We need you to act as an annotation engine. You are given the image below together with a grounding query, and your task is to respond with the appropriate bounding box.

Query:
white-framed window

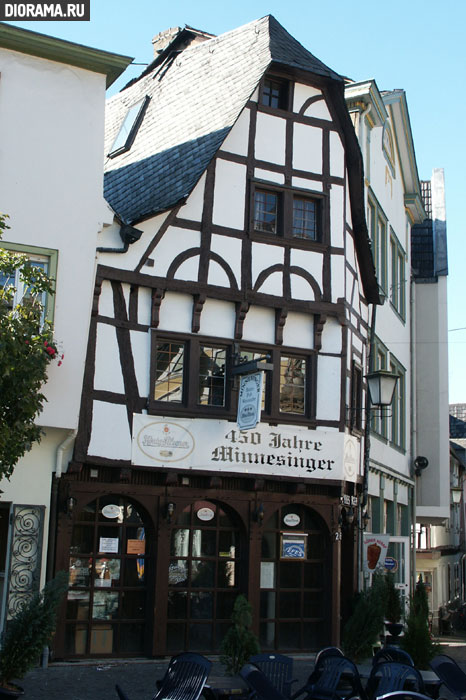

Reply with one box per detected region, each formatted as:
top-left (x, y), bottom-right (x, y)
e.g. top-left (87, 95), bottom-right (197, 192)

top-left (390, 230), bottom-right (406, 320)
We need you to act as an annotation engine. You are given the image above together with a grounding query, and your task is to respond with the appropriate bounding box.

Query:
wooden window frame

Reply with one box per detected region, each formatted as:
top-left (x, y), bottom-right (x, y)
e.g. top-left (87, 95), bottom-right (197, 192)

top-left (389, 355), bottom-right (406, 452)
top-left (250, 181), bottom-right (326, 248)
top-left (367, 191), bottom-right (388, 296)
top-left (390, 230), bottom-right (406, 321)
top-left (149, 333), bottom-right (316, 425)
top-left (260, 75), bottom-right (291, 111)
top-left (349, 362), bottom-right (363, 433)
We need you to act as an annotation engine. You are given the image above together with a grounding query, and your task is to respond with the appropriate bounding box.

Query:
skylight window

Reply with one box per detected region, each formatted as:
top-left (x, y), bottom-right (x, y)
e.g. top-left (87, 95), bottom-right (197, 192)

top-left (108, 95), bottom-right (150, 157)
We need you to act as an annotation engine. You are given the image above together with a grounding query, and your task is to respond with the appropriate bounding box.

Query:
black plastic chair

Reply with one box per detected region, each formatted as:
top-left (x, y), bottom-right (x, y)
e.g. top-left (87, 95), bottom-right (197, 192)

top-left (291, 654), bottom-right (365, 700)
top-left (430, 654), bottom-right (466, 700)
top-left (372, 648), bottom-right (415, 667)
top-left (115, 652), bottom-right (212, 700)
top-left (366, 662), bottom-right (425, 700)
top-left (290, 647), bottom-right (344, 700)
top-left (240, 664), bottom-right (288, 700)
top-left (249, 653), bottom-right (297, 698)
top-left (377, 693), bottom-right (435, 700)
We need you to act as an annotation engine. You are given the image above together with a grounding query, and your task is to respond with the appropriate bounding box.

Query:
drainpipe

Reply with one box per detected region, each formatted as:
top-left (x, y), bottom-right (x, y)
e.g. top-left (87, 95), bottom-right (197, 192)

top-left (410, 275), bottom-right (417, 595)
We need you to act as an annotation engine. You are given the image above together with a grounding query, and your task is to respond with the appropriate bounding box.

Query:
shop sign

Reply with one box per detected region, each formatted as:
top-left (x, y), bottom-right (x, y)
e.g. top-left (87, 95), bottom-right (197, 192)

top-left (363, 534), bottom-right (390, 574)
top-left (384, 556), bottom-right (398, 572)
top-left (197, 507), bottom-right (215, 522)
top-left (102, 504), bottom-right (120, 519)
top-left (127, 539), bottom-right (146, 555)
top-left (281, 533), bottom-right (307, 559)
top-left (132, 415), bottom-right (361, 483)
top-left (237, 372), bottom-right (263, 430)
top-left (283, 513), bottom-right (300, 527)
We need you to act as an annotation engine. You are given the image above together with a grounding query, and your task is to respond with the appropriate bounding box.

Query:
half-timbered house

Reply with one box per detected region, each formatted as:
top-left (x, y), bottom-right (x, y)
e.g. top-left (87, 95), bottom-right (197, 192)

top-left (53, 16), bottom-right (381, 658)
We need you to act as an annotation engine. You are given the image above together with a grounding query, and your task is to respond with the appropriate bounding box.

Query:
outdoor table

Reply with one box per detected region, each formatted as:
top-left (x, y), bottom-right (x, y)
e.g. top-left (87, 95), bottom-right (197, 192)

top-left (203, 676), bottom-right (249, 700)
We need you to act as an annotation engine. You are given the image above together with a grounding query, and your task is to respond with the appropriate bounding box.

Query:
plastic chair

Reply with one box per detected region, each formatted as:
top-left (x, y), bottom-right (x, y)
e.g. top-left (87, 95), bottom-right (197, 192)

top-left (430, 654), bottom-right (466, 700)
top-left (249, 653), bottom-right (297, 698)
top-left (366, 662), bottom-right (425, 700)
top-left (290, 647), bottom-right (344, 700)
top-left (377, 693), bottom-right (434, 700)
top-left (115, 652), bottom-right (212, 700)
top-left (372, 648), bottom-right (415, 667)
top-left (240, 664), bottom-right (288, 700)
top-left (291, 654), bottom-right (366, 700)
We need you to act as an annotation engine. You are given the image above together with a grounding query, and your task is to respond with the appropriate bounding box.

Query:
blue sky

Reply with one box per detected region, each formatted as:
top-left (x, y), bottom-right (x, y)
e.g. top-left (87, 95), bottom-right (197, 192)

top-left (7, 0), bottom-right (466, 402)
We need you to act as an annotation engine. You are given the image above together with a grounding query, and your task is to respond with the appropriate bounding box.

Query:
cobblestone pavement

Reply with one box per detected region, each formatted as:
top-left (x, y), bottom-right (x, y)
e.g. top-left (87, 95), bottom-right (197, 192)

top-left (16, 635), bottom-right (466, 700)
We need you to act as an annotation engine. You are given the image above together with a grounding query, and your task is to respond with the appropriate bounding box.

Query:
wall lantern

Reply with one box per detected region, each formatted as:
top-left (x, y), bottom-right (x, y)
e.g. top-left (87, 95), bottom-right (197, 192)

top-left (165, 502), bottom-right (176, 524)
top-left (451, 487), bottom-right (462, 505)
top-left (366, 370), bottom-right (399, 408)
top-left (253, 502), bottom-right (265, 525)
top-left (66, 496), bottom-right (77, 517)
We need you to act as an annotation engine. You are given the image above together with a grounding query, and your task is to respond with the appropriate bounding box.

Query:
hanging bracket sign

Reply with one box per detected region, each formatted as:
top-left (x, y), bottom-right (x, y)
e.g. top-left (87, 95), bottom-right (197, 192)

top-left (237, 371), bottom-right (263, 430)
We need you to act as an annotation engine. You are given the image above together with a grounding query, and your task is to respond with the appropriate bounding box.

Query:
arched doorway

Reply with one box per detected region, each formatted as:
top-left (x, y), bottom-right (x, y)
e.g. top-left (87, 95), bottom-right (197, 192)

top-left (65, 495), bottom-right (152, 656)
top-left (166, 500), bottom-right (244, 653)
top-left (259, 503), bottom-right (331, 650)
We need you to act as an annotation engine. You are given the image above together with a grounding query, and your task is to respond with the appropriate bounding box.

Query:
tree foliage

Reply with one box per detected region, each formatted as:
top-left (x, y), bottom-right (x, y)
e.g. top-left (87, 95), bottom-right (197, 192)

top-left (0, 571), bottom-right (68, 688)
top-left (401, 576), bottom-right (439, 669)
top-left (342, 573), bottom-right (387, 662)
top-left (0, 213), bottom-right (60, 480)
top-left (219, 594), bottom-right (260, 675)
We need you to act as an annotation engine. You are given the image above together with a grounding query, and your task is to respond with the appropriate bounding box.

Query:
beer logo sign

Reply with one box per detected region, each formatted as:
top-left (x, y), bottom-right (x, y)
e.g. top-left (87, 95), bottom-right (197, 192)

top-left (137, 422), bottom-right (195, 463)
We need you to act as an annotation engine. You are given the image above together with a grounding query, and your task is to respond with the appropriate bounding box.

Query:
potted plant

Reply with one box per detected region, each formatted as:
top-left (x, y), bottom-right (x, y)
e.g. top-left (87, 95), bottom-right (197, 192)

top-left (0, 572), bottom-right (68, 697)
top-left (401, 576), bottom-right (439, 669)
top-left (385, 573), bottom-right (403, 638)
top-left (220, 594), bottom-right (260, 675)
top-left (342, 573), bottom-right (387, 662)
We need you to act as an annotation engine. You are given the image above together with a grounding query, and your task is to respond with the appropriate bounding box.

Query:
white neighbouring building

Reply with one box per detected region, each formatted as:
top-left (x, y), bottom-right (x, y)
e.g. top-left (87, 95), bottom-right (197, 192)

top-left (0, 23), bottom-right (131, 631)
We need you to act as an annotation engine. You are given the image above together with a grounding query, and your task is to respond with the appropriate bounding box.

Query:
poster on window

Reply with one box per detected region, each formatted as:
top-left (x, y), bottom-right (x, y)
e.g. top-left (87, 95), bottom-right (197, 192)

top-left (363, 534), bottom-right (390, 574)
top-left (281, 533), bottom-right (307, 559)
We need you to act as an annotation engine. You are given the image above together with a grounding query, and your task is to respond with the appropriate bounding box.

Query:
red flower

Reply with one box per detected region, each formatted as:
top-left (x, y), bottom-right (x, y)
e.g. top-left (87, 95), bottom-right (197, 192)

top-left (46, 347), bottom-right (56, 356)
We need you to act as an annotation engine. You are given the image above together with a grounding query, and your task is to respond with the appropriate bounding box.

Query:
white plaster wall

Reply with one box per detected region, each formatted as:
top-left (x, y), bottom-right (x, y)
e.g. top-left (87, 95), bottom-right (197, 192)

top-left (88, 401), bottom-right (132, 460)
top-left (330, 131), bottom-right (345, 179)
top-left (207, 261), bottom-right (231, 287)
top-left (257, 271), bottom-right (283, 296)
top-left (255, 169), bottom-right (285, 185)
top-left (98, 280), bottom-right (116, 318)
top-left (150, 226), bottom-right (201, 278)
top-left (176, 256), bottom-right (200, 281)
top-left (220, 108), bottom-right (250, 156)
top-left (97, 212), bottom-right (170, 270)
top-left (252, 243), bottom-right (284, 287)
top-left (255, 112), bottom-right (286, 165)
top-left (131, 330), bottom-right (150, 398)
top-left (331, 256), bottom-right (345, 302)
top-left (158, 292), bottom-right (193, 333)
top-left (330, 186), bottom-right (345, 248)
top-left (242, 306), bottom-right (275, 344)
top-left (199, 299), bottom-right (236, 339)
top-left (212, 160), bottom-right (246, 230)
top-left (94, 323), bottom-right (124, 393)
top-left (210, 234), bottom-right (241, 286)
top-left (138, 286), bottom-right (152, 326)
top-left (178, 173), bottom-right (206, 222)
top-left (320, 317), bottom-right (342, 354)
top-left (0, 48), bottom-right (109, 430)
top-left (293, 123), bottom-right (322, 174)
top-left (293, 83), bottom-right (322, 112)
top-left (290, 249), bottom-right (323, 289)
top-left (290, 274), bottom-right (317, 301)
top-left (292, 178), bottom-right (323, 192)
top-left (282, 312), bottom-right (314, 349)
top-left (397, 483), bottom-right (408, 506)
top-left (316, 356), bottom-right (341, 421)
top-left (304, 100), bottom-right (332, 121)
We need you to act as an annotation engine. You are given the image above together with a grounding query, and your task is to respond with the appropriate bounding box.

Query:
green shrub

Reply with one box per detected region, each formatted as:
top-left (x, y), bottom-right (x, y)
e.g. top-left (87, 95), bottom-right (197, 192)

top-left (342, 573), bottom-right (387, 662)
top-left (385, 573), bottom-right (402, 623)
top-left (401, 576), bottom-right (439, 669)
top-left (220, 594), bottom-right (260, 675)
top-left (0, 572), bottom-right (68, 688)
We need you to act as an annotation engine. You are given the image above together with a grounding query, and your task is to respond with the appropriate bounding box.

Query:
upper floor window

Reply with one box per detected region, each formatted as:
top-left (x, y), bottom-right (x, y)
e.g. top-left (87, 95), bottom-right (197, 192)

top-left (349, 362), bottom-right (363, 432)
top-left (367, 193), bottom-right (388, 295)
top-left (252, 183), bottom-right (324, 244)
top-left (0, 243), bottom-right (57, 322)
top-left (390, 232), bottom-right (406, 320)
top-left (108, 95), bottom-right (150, 158)
top-left (390, 356), bottom-right (405, 451)
top-left (150, 333), bottom-right (315, 423)
top-left (261, 77), bottom-right (289, 110)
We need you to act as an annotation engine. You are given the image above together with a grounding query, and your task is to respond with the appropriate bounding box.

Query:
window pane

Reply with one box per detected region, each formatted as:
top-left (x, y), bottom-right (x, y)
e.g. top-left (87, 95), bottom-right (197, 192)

top-left (280, 356), bottom-right (306, 414)
top-left (199, 346), bottom-right (226, 406)
top-left (254, 191), bottom-right (278, 233)
top-left (262, 78), bottom-right (287, 109)
top-left (293, 198), bottom-right (317, 240)
top-left (154, 342), bottom-right (184, 402)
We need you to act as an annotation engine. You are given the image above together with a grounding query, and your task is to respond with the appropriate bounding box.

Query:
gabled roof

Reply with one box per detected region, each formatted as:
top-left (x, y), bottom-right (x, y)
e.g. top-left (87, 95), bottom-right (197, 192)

top-left (104, 16), bottom-right (343, 226)
top-left (103, 15), bottom-right (379, 303)
top-left (0, 22), bottom-right (132, 87)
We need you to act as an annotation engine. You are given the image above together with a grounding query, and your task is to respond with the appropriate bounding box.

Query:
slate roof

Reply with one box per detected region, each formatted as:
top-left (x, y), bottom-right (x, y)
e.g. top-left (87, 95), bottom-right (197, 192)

top-left (103, 15), bottom-right (343, 226)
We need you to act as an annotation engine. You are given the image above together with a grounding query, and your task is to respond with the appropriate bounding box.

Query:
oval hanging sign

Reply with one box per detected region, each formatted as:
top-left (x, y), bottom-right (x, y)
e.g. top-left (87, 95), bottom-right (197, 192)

top-left (197, 507), bottom-right (215, 522)
top-left (283, 513), bottom-right (300, 527)
top-left (102, 504), bottom-right (120, 519)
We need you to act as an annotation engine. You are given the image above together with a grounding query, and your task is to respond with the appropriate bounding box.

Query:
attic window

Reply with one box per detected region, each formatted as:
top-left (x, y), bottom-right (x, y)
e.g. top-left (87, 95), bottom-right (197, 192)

top-left (261, 77), bottom-right (289, 110)
top-left (108, 95), bottom-right (150, 158)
